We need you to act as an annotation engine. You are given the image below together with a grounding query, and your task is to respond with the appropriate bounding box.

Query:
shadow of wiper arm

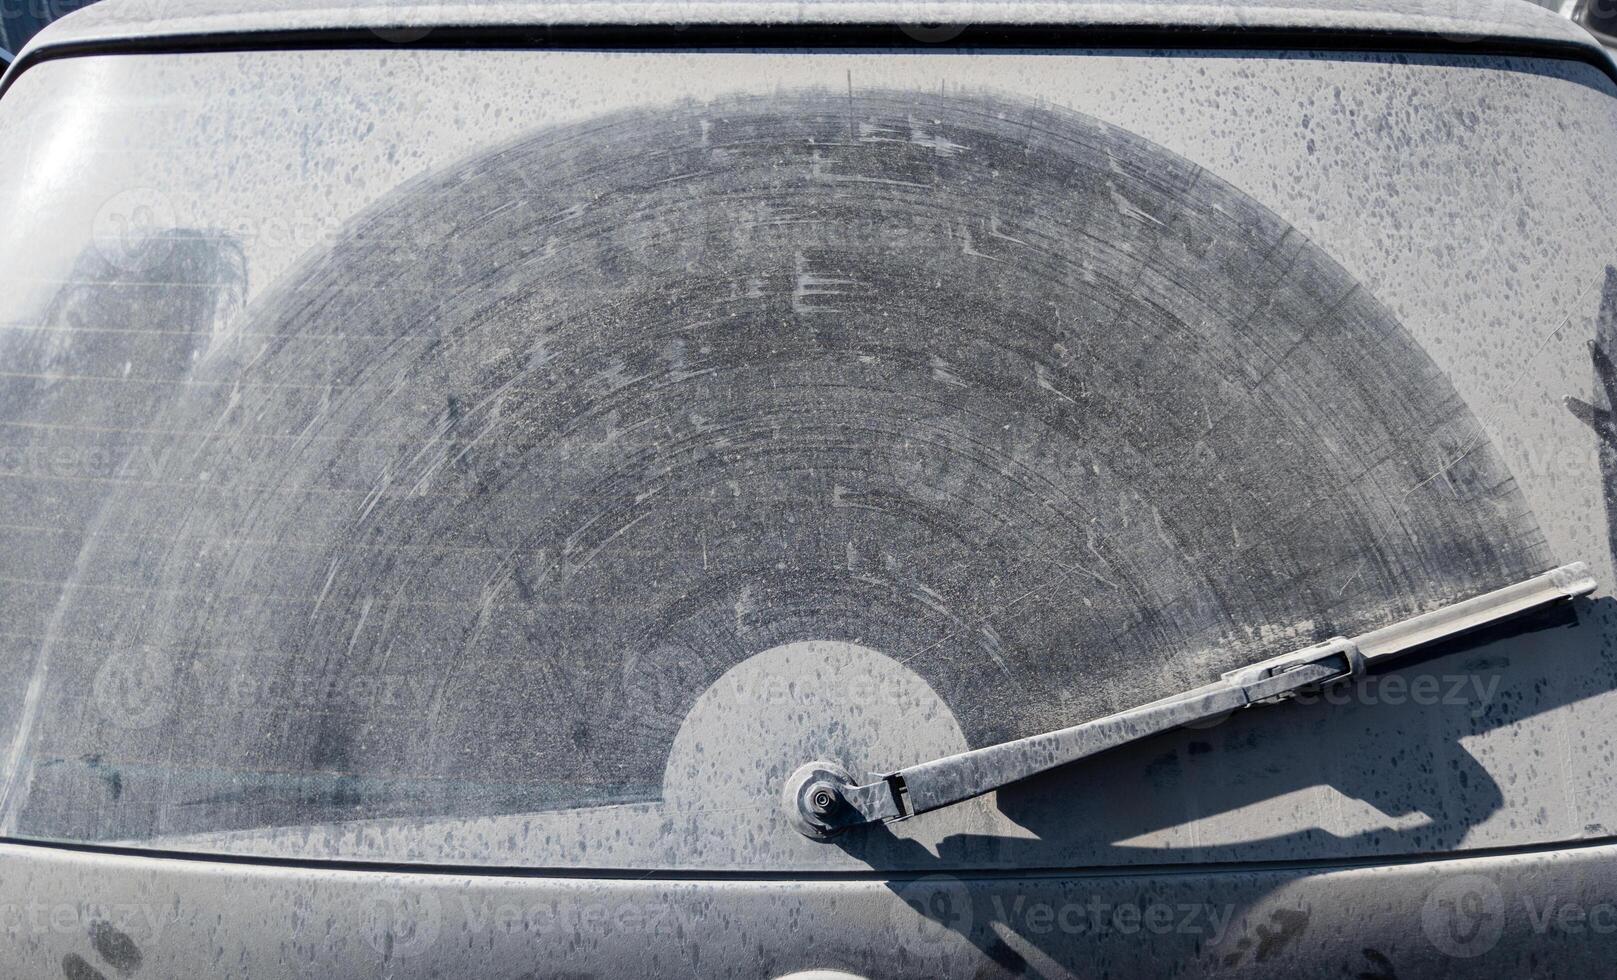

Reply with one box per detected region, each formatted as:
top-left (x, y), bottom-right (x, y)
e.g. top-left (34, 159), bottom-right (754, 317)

top-left (784, 562), bottom-right (1597, 839)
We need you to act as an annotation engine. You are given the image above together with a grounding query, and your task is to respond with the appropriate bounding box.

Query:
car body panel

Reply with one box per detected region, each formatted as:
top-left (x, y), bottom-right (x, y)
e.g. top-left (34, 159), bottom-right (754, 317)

top-left (4, 0), bottom-right (1611, 93)
top-left (3, 837), bottom-right (1617, 978)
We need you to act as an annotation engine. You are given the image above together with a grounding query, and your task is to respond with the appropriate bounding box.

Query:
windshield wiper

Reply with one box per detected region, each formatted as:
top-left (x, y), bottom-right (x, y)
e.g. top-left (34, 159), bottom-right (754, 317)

top-left (783, 562), bottom-right (1597, 839)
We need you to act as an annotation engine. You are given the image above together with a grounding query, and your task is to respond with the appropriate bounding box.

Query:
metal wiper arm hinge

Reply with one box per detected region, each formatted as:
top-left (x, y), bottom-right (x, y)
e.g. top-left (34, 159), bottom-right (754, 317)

top-left (784, 562), bottom-right (1597, 839)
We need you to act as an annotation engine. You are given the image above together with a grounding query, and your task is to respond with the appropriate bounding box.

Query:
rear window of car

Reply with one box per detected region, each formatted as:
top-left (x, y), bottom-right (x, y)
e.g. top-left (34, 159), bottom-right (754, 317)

top-left (1, 46), bottom-right (1616, 872)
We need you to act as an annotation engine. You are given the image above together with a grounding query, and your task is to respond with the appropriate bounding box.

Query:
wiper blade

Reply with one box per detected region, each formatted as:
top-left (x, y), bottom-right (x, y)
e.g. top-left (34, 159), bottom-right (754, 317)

top-left (783, 562), bottom-right (1597, 839)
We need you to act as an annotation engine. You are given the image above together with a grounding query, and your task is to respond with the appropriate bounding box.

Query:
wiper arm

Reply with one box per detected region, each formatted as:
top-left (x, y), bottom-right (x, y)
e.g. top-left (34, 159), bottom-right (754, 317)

top-left (783, 562), bottom-right (1597, 839)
